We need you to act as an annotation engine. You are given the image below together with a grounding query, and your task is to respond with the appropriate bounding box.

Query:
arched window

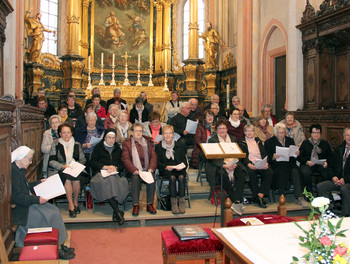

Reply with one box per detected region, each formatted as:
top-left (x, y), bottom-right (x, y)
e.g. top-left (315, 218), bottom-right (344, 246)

top-left (183, 0), bottom-right (205, 60)
top-left (40, 0), bottom-right (58, 55)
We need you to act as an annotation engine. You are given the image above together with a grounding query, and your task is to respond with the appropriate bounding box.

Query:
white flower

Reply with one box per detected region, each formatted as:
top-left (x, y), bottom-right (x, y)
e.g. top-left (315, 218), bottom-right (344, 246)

top-left (312, 197), bottom-right (330, 208)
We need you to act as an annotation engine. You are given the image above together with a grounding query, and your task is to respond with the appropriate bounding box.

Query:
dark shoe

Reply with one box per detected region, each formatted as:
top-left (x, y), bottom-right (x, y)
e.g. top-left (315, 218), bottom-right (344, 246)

top-left (132, 205), bottom-right (139, 216)
top-left (147, 204), bottom-right (157, 214)
top-left (74, 205), bottom-right (81, 214)
top-left (113, 210), bottom-right (125, 225)
top-left (69, 210), bottom-right (76, 218)
top-left (257, 197), bottom-right (267, 208)
top-left (59, 249), bottom-right (75, 260)
top-left (61, 244), bottom-right (75, 254)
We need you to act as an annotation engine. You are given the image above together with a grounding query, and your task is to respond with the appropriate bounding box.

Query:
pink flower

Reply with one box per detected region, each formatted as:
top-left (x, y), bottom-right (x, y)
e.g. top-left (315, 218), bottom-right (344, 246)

top-left (319, 236), bottom-right (332, 246)
top-left (334, 245), bottom-right (348, 256)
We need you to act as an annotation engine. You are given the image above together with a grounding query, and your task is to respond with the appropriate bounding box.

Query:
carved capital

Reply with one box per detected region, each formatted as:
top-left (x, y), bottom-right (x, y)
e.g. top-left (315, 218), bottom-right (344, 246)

top-left (188, 22), bottom-right (199, 30)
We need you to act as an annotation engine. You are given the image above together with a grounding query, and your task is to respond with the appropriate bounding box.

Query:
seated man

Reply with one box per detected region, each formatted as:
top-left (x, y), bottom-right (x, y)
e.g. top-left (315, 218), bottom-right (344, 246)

top-left (85, 87), bottom-right (107, 111)
top-left (168, 101), bottom-right (194, 147)
top-left (165, 91), bottom-right (182, 122)
top-left (187, 98), bottom-right (204, 122)
top-left (228, 96), bottom-right (249, 119)
top-left (317, 127), bottom-right (350, 216)
top-left (261, 104), bottom-right (277, 127)
top-left (298, 124), bottom-right (333, 193)
top-left (107, 88), bottom-right (127, 110)
top-left (30, 87), bottom-right (50, 106)
top-left (140, 91), bottom-right (153, 114)
top-left (210, 103), bottom-right (225, 123)
top-left (205, 94), bottom-right (226, 117)
top-left (37, 96), bottom-right (56, 128)
top-left (237, 104), bottom-right (251, 125)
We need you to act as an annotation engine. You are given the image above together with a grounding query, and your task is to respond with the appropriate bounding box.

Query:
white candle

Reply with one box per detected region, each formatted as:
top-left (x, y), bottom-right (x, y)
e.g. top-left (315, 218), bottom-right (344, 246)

top-left (164, 57), bottom-right (167, 72)
top-left (138, 54), bottom-right (140, 68)
top-left (88, 56), bottom-right (90, 70)
top-left (226, 83), bottom-right (230, 109)
top-left (112, 54), bottom-right (115, 67)
top-left (101, 53), bottom-right (104, 66)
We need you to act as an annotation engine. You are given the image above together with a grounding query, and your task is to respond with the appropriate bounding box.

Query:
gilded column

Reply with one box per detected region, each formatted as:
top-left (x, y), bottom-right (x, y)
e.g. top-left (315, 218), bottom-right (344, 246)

top-left (60, 0), bottom-right (85, 104)
top-left (162, 0), bottom-right (173, 72)
top-left (79, 0), bottom-right (90, 60)
top-left (154, 1), bottom-right (164, 73)
top-left (188, 0), bottom-right (199, 59)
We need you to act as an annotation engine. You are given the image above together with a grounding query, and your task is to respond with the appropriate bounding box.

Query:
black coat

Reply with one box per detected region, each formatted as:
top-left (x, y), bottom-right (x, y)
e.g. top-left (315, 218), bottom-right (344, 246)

top-left (90, 140), bottom-right (124, 176)
top-left (155, 141), bottom-right (188, 178)
top-left (67, 104), bottom-right (84, 119)
top-left (168, 113), bottom-right (188, 136)
top-left (298, 139), bottom-right (333, 165)
top-left (331, 141), bottom-right (350, 183)
top-left (238, 137), bottom-right (268, 167)
top-left (106, 97), bottom-right (127, 110)
top-left (129, 107), bottom-right (149, 124)
top-left (264, 136), bottom-right (297, 167)
top-left (11, 163), bottom-right (41, 226)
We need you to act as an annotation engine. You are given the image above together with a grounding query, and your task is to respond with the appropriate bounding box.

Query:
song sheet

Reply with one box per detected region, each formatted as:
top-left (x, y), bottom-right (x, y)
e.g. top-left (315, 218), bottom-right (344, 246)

top-left (225, 158), bottom-right (239, 167)
top-left (173, 162), bottom-right (186, 170)
top-left (63, 161), bottom-right (86, 178)
top-left (33, 174), bottom-right (66, 200)
top-left (155, 134), bottom-right (163, 142)
top-left (173, 133), bottom-right (181, 141)
top-left (240, 217), bottom-right (264, 226)
top-left (219, 143), bottom-right (241, 154)
top-left (90, 136), bottom-right (102, 146)
top-left (276, 147), bottom-right (290, 162)
top-left (100, 169), bottom-right (118, 178)
top-left (289, 145), bottom-right (299, 157)
top-left (139, 171), bottom-right (154, 184)
top-left (185, 120), bottom-right (199, 134)
top-left (311, 157), bottom-right (327, 166)
top-left (201, 143), bottom-right (224, 155)
top-left (254, 156), bottom-right (268, 169)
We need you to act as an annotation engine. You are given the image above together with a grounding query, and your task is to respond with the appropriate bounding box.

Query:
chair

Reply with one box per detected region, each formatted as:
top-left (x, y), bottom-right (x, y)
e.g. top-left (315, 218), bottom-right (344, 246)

top-left (0, 231), bottom-right (59, 264)
top-left (196, 159), bottom-right (207, 186)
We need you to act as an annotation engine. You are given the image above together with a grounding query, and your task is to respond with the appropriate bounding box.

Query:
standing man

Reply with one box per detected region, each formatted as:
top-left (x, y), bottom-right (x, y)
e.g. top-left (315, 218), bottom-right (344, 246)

top-left (165, 91), bottom-right (182, 122)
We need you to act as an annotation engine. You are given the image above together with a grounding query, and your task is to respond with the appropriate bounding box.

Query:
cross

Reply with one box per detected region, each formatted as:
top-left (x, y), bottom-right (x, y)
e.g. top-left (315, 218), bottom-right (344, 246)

top-left (122, 52), bottom-right (130, 65)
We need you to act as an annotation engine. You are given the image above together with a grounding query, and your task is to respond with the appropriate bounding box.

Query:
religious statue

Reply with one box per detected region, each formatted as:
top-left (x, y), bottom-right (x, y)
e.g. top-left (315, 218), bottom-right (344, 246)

top-left (104, 11), bottom-right (125, 47)
top-left (200, 22), bottom-right (220, 69)
top-left (24, 12), bottom-right (56, 63)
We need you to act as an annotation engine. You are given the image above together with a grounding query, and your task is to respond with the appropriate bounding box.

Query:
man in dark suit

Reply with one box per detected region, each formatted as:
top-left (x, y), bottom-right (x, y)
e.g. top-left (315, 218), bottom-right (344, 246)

top-left (204, 94), bottom-right (226, 117)
top-left (106, 88), bottom-right (127, 110)
top-left (317, 127), bottom-right (350, 216)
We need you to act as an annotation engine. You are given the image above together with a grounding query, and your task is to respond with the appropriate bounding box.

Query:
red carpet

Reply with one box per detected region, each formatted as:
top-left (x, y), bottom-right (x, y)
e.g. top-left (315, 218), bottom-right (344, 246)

top-left (69, 223), bottom-right (221, 264)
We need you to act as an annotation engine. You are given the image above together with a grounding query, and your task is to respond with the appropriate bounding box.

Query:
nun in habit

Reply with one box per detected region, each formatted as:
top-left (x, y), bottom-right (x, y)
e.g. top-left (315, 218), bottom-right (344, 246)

top-left (11, 146), bottom-right (75, 259)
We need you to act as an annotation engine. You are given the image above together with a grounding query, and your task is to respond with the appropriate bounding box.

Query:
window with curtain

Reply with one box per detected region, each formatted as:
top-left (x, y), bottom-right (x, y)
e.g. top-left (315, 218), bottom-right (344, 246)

top-left (40, 0), bottom-right (58, 55)
top-left (183, 0), bottom-right (205, 60)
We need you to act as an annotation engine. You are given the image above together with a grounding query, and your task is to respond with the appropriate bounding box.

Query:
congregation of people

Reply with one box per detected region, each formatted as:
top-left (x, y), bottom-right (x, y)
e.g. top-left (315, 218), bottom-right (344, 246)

top-left (12, 87), bottom-right (350, 259)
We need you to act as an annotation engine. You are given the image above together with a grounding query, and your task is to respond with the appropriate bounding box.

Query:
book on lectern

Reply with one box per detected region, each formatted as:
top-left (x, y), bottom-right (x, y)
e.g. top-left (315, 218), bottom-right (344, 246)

top-left (172, 225), bottom-right (209, 241)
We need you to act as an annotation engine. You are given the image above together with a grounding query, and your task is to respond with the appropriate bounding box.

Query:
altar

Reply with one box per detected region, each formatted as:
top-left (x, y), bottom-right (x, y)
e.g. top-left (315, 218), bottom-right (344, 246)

top-left (212, 217), bottom-right (350, 264)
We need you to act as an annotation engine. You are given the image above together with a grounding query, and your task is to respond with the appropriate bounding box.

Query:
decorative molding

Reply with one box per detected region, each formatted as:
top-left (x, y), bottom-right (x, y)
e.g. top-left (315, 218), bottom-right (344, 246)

top-left (0, 110), bottom-right (12, 123)
top-left (301, 0), bottom-right (315, 23)
top-left (40, 53), bottom-right (62, 70)
top-left (222, 52), bottom-right (236, 70)
top-left (0, 174), bottom-right (5, 203)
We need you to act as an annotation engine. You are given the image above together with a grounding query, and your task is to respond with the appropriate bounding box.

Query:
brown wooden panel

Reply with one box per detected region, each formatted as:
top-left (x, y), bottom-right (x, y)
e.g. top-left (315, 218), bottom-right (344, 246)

top-left (305, 57), bottom-right (316, 104)
top-left (319, 51), bottom-right (333, 108)
top-left (335, 52), bottom-right (349, 105)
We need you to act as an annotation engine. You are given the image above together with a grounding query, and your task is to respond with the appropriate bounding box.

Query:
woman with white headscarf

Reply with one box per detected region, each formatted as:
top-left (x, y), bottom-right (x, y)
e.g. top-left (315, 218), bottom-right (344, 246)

top-left (11, 146), bottom-right (75, 260)
top-left (89, 128), bottom-right (129, 225)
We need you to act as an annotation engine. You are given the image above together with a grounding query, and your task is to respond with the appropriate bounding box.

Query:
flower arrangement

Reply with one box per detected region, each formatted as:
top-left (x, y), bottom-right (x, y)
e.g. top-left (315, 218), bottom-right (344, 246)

top-left (292, 190), bottom-right (349, 264)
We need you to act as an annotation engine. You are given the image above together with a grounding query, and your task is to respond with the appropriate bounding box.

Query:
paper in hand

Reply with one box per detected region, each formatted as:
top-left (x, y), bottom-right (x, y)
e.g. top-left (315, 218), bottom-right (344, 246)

top-left (173, 133), bottom-right (181, 141)
top-left (33, 174), bottom-right (66, 200)
top-left (155, 134), bottom-right (163, 142)
top-left (254, 156), bottom-right (268, 170)
top-left (311, 157), bottom-right (326, 166)
top-left (276, 146), bottom-right (290, 162)
top-left (63, 161), bottom-right (86, 178)
top-left (289, 145), bottom-right (299, 157)
top-left (225, 158), bottom-right (239, 167)
top-left (100, 169), bottom-right (118, 178)
top-left (90, 136), bottom-right (102, 146)
top-left (185, 119), bottom-right (198, 134)
top-left (173, 162), bottom-right (186, 170)
top-left (139, 171), bottom-right (154, 184)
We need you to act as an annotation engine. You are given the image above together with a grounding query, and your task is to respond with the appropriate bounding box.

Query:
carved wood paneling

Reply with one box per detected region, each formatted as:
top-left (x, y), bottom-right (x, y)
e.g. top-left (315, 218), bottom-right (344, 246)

top-left (335, 52), bottom-right (349, 105)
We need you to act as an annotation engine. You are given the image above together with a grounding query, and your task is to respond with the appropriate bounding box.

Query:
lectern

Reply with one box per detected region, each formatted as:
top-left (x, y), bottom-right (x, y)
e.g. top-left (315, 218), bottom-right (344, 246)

top-left (200, 142), bottom-right (246, 227)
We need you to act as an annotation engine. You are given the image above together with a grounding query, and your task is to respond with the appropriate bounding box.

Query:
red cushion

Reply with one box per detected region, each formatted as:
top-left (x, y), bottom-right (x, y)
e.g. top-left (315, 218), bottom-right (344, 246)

top-left (161, 228), bottom-right (223, 254)
top-left (19, 244), bottom-right (58, 261)
top-left (226, 214), bottom-right (294, 227)
top-left (24, 228), bottom-right (59, 246)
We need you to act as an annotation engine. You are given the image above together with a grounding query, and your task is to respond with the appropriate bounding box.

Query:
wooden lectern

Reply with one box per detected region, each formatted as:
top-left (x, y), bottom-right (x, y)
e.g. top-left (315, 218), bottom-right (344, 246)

top-left (200, 142), bottom-right (246, 227)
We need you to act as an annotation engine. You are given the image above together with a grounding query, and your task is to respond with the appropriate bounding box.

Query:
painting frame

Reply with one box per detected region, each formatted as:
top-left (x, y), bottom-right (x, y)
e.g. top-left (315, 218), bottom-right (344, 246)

top-left (90, 0), bottom-right (154, 74)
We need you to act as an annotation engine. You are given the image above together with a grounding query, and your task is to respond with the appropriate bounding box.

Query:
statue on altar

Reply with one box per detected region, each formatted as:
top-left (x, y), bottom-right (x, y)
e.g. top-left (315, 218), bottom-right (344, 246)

top-left (200, 22), bottom-right (220, 69)
top-left (24, 12), bottom-right (56, 63)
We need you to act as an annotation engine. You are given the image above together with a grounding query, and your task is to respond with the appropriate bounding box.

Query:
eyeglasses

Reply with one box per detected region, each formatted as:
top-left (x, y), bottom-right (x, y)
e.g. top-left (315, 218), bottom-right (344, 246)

top-left (151, 120), bottom-right (160, 124)
top-left (134, 130), bottom-right (143, 133)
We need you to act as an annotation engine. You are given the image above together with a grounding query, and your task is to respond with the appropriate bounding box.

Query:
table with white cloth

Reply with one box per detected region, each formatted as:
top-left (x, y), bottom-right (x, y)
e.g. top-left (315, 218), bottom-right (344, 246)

top-left (212, 217), bottom-right (350, 264)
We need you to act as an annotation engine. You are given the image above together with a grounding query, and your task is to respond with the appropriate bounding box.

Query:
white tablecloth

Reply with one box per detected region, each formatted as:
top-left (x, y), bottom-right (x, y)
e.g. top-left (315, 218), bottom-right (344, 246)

top-left (217, 217), bottom-right (350, 264)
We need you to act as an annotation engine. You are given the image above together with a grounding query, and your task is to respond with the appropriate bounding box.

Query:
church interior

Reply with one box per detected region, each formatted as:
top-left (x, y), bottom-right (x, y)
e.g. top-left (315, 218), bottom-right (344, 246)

top-left (1, 0), bottom-right (350, 263)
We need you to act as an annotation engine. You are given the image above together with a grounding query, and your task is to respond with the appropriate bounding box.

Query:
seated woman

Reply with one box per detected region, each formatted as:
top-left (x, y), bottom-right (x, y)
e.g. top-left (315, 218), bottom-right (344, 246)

top-left (129, 96), bottom-right (149, 124)
top-left (254, 114), bottom-right (273, 143)
top-left (278, 112), bottom-right (305, 147)
top-left (90, 129), bottom-right (129, 225)
top-left (49, 123), bottom-right (87, 218)
top-left (75, 112), bottom-right (105, 163)
top-left (57, 104), bottom-right (74, 126)
top-left (121, 123), bottom-right (157, 216)
top-left (11, 146), bottom-right (75, 259)
top-left (142, 111), bottom-right (165, 143)
top-left (205, 119), bottom-right (246, 215)
top-left (92, 94), bottom-right (106, 119)
top-left (104, 103), bottom-right (120, 129)
top-left (299, 124), bottom-right (333, 193)
top-left (66, 94), bottom-right (83, 121)
top-left (41, 115), bottom-right (62, 177)
top-left (155, 125), bottom-right (188, 214)
top-left (264, 123), bottom-right (308, 207)
top-left (114, 110), bottom-right (132, 144)
top-left (192, 109), bottom-right (216, 169)
top-left (238, 125), bottom-right (273, 208)
top-left (227, 108), bottom-right (245, 141)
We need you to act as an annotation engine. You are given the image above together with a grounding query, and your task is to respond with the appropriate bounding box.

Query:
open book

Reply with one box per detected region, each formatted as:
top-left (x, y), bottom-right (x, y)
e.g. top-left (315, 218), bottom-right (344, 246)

top-left (33, 174), bottom-right (66, 200)
top-left (200, 142), bottom-right (246, 159)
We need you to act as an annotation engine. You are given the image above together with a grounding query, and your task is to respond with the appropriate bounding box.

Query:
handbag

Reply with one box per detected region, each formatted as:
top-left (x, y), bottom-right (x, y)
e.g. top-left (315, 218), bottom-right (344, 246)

top-left (159, 195), bottom-right (171, 211)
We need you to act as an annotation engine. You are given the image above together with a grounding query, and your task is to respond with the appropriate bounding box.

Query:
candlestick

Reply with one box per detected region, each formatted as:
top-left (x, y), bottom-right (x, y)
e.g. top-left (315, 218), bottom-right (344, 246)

top-left (226, 83), bottom-right (230, 109)
top-left (136, 55), bottom-right (142, 87)
top-left (110, 55), bottom-right (116, 86)
top-left (122, 52), bottom-right (130, 86)
top-left (87, 56), bottom-right (92, 90)
top-left (163, 68), bottom-right (169, 91)
top-left (112, 54), bottom-right (115, 67)
top-left (148, 64), bottom-right (154, 87)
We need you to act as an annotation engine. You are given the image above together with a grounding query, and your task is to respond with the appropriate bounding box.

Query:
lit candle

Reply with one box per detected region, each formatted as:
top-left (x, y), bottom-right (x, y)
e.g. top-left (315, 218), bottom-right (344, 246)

top-left (226, 83), bottom-right (230, 109)
top-left (88, 56), bottom-right (90, 70)
top-left (112, 54), bottom-right (115, 67)
top-left (101, 53), bottom-right (104, 66)
top-left (138, 54), bottom-right (140, 68)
